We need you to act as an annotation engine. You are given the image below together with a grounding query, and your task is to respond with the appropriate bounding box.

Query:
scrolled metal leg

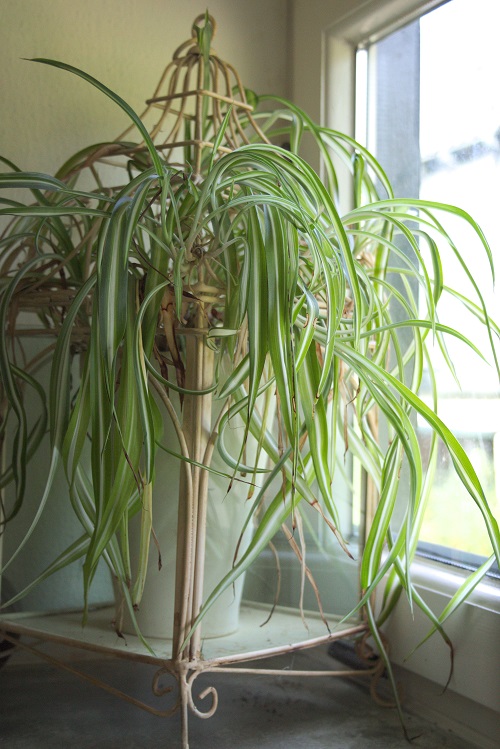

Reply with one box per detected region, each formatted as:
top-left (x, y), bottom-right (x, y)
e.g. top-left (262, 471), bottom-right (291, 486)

top-left (151, 665), bottom-right (180, 716)
top-left (186, 668), bottom-right (219, 719)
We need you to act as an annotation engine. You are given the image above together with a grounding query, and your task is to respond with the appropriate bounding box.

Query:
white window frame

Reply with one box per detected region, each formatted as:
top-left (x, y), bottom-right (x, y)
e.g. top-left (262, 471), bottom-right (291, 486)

top-left (291, 0), bottom-right (500, 739)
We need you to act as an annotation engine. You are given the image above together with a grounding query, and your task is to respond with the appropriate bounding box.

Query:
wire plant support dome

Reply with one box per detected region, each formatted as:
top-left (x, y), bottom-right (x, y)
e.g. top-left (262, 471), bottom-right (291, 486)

top-left (3, 13), bottom-right (269, 340)
top-left (132, 14), bottom-right (270, 172)
top-left (66, 14), bottom-right (271, 182)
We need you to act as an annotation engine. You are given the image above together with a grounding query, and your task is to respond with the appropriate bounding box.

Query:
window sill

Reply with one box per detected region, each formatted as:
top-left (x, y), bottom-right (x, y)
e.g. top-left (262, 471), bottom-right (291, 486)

top-left (409, 555), bottom-right (500, 615)
top-left (383, 556), bottom-right (500, 716)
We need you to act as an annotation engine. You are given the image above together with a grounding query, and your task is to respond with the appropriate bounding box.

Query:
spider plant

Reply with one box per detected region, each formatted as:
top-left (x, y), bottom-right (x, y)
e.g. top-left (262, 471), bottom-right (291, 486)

top-left (0, 16), bottom-right (499, 719)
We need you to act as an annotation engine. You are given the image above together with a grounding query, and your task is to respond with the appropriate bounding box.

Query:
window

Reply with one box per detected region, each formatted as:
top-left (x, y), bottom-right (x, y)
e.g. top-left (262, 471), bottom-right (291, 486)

top-left (315, 0), bottom-right (500, 723)
top-left (355, 0), bottom-right (500, 570)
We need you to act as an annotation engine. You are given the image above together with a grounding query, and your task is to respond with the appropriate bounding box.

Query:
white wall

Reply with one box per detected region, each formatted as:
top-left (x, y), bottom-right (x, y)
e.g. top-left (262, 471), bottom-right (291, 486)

top-left (1, 0), bottom-right (290, 174)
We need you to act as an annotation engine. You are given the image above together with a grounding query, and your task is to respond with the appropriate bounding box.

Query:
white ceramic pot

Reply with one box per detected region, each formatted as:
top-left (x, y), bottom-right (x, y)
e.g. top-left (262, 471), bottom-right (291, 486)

top-left (118, 404), bottom-right (254, 640)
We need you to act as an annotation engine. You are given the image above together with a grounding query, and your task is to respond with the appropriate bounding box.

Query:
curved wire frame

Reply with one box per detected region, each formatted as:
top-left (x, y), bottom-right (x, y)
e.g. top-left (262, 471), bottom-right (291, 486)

top-left (115, 13), bottom-right (270, 174)
top-left (4, 14), bottom-right (272, 329)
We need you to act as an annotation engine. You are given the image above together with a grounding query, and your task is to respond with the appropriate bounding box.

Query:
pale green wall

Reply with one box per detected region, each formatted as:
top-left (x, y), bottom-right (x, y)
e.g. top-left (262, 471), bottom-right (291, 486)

top-left (1, 0), bottom-right (290, 174)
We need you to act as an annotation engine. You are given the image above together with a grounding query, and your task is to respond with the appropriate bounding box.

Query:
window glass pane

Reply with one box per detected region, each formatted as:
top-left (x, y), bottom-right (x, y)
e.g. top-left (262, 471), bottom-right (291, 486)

top-left (360, 0), bottom-right (500, 564)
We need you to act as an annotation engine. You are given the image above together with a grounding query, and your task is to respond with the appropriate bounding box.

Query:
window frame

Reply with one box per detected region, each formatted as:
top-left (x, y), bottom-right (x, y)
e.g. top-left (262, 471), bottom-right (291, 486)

top-left (321, 0), bottom-right (500, 572)
top-left (291, 0), bottom-right (500, 729)
top-left (355, 6), bottom-right (500, 574)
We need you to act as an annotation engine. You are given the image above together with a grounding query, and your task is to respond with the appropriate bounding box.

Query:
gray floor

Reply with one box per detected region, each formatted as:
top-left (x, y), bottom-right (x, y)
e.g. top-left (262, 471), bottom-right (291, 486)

top-left (0, 644), bottom-right (478, 749)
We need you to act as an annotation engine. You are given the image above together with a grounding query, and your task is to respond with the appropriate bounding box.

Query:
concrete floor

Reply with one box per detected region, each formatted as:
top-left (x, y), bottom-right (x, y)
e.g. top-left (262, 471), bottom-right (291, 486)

top-left (0, 644), bottom-right (479, 749)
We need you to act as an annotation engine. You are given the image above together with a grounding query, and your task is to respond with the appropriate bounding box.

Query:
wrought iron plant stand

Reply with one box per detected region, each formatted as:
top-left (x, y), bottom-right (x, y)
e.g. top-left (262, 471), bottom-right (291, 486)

top-left (0, 16), bottom-right (385, 748)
